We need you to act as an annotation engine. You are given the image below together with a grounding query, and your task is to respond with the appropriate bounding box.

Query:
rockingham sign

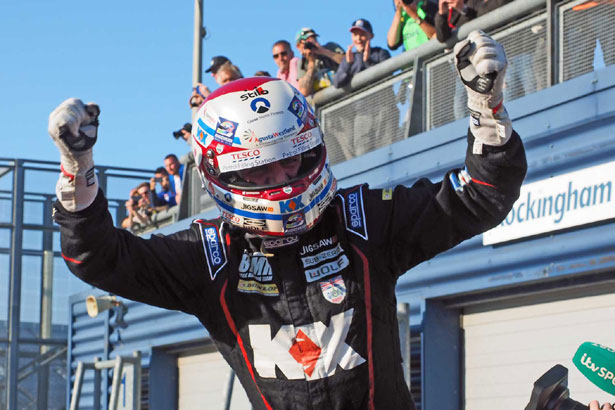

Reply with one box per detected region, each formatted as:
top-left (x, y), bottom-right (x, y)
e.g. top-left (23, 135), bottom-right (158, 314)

top-left (483, 162), bottom-right (615, 245)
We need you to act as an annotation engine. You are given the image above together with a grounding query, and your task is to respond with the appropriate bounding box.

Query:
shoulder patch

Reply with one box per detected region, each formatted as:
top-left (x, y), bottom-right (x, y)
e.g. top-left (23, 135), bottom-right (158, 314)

top-left (195, 221), bottom-right (227, 280)
top-left (382, 188), bottom-right (393, 200)
top-left (337, 185), bottom-right (368, 240)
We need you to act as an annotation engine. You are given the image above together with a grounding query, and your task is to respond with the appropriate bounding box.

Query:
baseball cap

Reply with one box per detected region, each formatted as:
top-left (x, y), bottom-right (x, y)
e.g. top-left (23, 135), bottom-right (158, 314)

top-left (205, 56), bottom-right (229, 74)
top-left (349, 19), bottom-right (373, 36)
top-left (296, 27), bottom-right (319, 42)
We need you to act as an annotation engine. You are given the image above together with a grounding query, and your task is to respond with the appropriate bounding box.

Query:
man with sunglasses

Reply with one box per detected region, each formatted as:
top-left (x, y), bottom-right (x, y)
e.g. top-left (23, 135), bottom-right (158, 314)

top-left (272, 40), bottom-right (300, 89)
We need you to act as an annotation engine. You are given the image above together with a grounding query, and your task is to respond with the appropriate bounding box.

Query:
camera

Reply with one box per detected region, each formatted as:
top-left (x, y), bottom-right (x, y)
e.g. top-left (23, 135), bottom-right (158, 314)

top-left (154, 177), bottom-right (163, 183)
top-left (304, 42), bottom-right (317, 50)
top-left (131, 195), bottom-right (141, 204)
top-left (402, 0), bottom-right (415, 4)
top-left (172, 123), bottom-right (192, 140)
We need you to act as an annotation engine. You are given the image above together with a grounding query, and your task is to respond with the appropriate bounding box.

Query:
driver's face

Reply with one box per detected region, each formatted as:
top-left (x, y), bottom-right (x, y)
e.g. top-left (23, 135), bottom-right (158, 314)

top-left (237, 155), bottom-right (302, 186)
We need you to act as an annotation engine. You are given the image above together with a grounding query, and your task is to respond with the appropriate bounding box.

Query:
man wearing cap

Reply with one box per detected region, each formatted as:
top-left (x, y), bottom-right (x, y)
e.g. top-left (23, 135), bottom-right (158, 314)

top-left (333, 19), bottom-right (396, 159)
top-left (334, 19), bottom-right (391, 88)
top-left (295, 27), bottom-right (344, 97)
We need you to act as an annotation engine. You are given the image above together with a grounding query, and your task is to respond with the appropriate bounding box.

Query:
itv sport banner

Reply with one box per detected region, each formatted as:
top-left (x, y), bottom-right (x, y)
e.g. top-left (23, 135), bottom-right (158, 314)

top-left (483, 162), bottom-right (615, 245)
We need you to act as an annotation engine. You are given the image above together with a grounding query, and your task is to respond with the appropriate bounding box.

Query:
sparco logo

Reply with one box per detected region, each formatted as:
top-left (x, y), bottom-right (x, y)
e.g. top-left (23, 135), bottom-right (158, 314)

top-left (240, 86), bottom-right (269, 101)
top-left (205, 227), bottom-right (222, 265)
top-left (348, 193), bottom-right (362, 228)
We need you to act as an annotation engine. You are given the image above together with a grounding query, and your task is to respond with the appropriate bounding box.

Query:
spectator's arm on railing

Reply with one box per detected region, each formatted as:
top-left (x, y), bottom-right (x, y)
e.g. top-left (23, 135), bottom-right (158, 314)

top-left (334, 51), bottom-right (355, 88)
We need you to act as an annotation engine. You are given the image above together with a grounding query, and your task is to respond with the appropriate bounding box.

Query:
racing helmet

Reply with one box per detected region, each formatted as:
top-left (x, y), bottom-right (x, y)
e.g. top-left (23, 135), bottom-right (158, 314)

top-left (191, 77), bottom-right (337, 236)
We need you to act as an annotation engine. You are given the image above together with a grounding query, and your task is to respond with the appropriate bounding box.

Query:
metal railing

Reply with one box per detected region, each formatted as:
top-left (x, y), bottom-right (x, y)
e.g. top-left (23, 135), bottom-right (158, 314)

top-left (0, 158), bottom-right (154, 410)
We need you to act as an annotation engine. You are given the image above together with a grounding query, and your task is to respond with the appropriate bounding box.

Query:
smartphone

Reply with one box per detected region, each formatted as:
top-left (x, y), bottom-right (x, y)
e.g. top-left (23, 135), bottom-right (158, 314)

top-left (154, 177), bottom-right (163, 183)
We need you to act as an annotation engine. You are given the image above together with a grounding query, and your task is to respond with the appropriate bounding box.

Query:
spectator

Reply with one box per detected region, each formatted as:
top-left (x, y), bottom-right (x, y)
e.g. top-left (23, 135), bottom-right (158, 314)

top-left (435, 0), bottom-right (512, 119)
top-left (334, 19), bottom-right (391, 88)
top-left (189, 56), bottom-right (239, 107)
top-left (172, 123), bottom-right (192, 142)
top-left (435, 0), bottom-right (511, 43)
top-left (254, 70), bottom-right (272, 77)
top-left (164, 154), bottom-right (184, 205)
top-left (272, 40), bottom-right (300, 89)
top-left (295, 27), bottom-right (344, 97)
top-left (150, 167), bottom-right (177, 208)
top-left (215, 61), bottom-right (243, 85)
top-left (332, 19), bottom-right (398, 160)
top-left (388, 0), bottom-right (437, 51)
top-left (121, 183), bottom-right (154, 231)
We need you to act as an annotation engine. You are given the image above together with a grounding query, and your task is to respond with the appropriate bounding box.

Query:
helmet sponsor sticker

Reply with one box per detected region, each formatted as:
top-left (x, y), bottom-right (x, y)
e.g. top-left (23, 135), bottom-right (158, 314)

top-left (283, 212), bottom-right (305, 233)
top-left (288, 96), bottom-right (307, 125)
top-left (243, 217), bottom-right (267, 230)
top-left (279, 198), bottom-right (305, 214)
top-left (240, 86), bottom-right (269, 101)
top-left (250, 97), bottom-right (270, 114)
top-left (216, 128), bottom-right (322, 173)
top-left (214, 117), bottom-right (239, 145)
top-left (304, 254), bottom-right (349, 283)
top-left (319, 275), bottom-right (346, 304)
top-left (237, 279), bottom-right (279, 296)
top-left (197, 223), bottom-right (227, 280)
top-left (301, 243), bottom-right (343, 268)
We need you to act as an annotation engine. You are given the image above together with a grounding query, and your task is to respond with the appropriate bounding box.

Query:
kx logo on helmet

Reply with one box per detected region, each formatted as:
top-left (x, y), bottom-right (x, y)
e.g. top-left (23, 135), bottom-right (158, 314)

top-left (280, 198), bottom-right (305, 213)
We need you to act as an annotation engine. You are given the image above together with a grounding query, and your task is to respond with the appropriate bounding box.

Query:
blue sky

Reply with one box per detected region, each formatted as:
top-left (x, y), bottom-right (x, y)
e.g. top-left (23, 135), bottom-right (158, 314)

top-left (1, 0), bottom-right (399, 170)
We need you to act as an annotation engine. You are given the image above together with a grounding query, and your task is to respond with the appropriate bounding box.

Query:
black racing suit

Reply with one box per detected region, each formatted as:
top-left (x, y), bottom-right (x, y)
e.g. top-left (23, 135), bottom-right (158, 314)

top-left (54, 130), bottom-right (526, 410)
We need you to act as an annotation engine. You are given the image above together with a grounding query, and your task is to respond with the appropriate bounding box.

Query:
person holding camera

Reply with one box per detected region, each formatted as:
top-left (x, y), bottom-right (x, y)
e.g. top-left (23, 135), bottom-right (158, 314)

top-left (388, 0), bottom-right (437, 51)
top-left (172, 123), bottom-right (192, 142)
top-left (149, 167), bottom-right (177, 208)
top-left (121, 183), bottom-right (154, 231)
top-left (295, 27), bottom-right (344, 98)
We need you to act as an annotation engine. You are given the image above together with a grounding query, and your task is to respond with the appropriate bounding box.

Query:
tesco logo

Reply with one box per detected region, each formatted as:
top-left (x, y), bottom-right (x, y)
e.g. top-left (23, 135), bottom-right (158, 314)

top-left (231, 149), bottom-right (261, 161)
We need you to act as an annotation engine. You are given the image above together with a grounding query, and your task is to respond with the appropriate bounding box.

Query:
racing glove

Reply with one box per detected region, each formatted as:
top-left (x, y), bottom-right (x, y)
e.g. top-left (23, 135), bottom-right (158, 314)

top-left (48, 98), bottom-right (100, 212)
top-left (454, 30), bottom-right (512, 155)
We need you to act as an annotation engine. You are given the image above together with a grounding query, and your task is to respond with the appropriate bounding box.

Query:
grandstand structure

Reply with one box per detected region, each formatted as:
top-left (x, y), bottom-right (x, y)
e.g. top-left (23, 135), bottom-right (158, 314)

top-left (2, 0), bottom-right (614, 408)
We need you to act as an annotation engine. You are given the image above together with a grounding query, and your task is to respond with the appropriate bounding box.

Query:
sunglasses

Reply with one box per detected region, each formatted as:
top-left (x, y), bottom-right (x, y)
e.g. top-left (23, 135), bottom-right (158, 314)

top-left (273, 51), bottom-right (288, 59)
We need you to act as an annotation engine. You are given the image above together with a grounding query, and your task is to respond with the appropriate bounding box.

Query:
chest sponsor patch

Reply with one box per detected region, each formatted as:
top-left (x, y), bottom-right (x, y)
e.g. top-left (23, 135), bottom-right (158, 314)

top-left (238, 253), bottom-right (273, 282)
top-left (263, 236), bottom-right (299, 249)
top-left (197, 223), bottom-right (227, 280)
top-left (382, 188), bottom-right (393, 200)
top-left (237, 279), bottom-right (279, 296)
top-left (299, 235), bottom-right (337, 256)
top-left (249, 309), bottom-right (365, 380)
top-left (319, 275), bottom-right (346, 304)
top-left (304, 254), bottom-right (349, 283)
top-left (301, 243), bottom-right (343, 268)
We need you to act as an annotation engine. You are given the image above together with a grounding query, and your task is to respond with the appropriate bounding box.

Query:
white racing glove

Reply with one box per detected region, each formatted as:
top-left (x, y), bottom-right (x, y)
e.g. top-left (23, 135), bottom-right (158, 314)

top-left (454, 30), bottom-right (512, 155)
top-left (48, 98), bottom-right (100, 212)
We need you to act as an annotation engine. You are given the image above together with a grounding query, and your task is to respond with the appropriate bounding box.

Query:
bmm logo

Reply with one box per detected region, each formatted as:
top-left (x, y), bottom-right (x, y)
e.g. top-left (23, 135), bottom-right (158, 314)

top-left (240, 86), bottom-right (269, 101)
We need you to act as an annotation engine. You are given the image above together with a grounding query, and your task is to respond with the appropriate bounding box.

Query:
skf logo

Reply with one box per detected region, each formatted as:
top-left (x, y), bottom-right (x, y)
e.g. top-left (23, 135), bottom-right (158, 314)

top-left (249, 309), bottom-right (365, 380)
top-left (240, 86), bottom-right (269, 101)
top-left (280, 198), bottom-right (305, 213)
top-left (231, 149), bottom-right (261, 161)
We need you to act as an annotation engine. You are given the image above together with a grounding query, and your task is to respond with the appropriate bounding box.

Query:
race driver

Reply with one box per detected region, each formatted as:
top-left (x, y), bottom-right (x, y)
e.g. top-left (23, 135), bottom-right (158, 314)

top-left (51, 32), bottom-right (528, 409)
